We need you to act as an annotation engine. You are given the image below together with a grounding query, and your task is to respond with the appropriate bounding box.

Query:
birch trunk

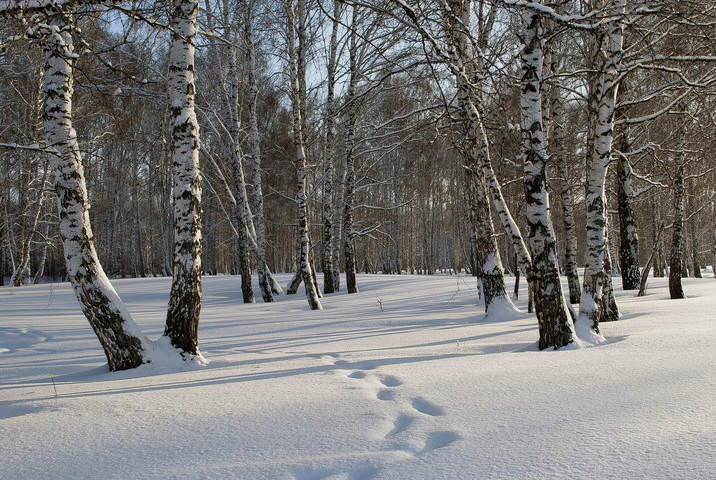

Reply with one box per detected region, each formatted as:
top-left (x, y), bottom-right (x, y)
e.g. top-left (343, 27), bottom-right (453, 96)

top-left (164, 0), bottom-right (204, 354)
top-left (228, 38), bottom-right (255, 304)
top-left (245, 2), bottom-right (274, 302)
top-left (547, 52), bottom-right (581, 304)
top-left (577, 8), bottom-right (623, 334)
top-left (321, 0), bottom-right (341, 295)
top-left (33, 220), bottom-right (50, 284)
top-left (688, 190), bottom-right (701, 278)
top-left (466, 165), bottom-right (510, 313)
top-left (558, 156), bottom-right (581, 303)
top-left (288, 0), bottom-right (322, 309)
top-left (42, 10), bottom-right (147, 370)
top-left (11, 71), bottom-right (46, 287)
top-left (342, 3), bottom-right (359, 294)
top-left (519, 5), bottom-right (574, 348)
top-left (615, 127), bottom-right (640, 290)
top-left (601, 225), bottom-right (619, 321)
top-left (11, 158), bottom-right (49, 287)
top-left (445, 0), bottom-right (514, 315)
top-left (669, 155), bottom-right (686, 299)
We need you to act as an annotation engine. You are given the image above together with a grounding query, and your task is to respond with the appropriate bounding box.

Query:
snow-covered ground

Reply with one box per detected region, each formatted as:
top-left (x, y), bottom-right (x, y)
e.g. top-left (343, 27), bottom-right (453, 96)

top-left (1, 272), bottom-right (715, 479)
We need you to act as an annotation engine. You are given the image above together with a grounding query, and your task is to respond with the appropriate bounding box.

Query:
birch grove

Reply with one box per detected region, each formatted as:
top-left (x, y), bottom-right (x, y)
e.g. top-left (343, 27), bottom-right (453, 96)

top-left (1, 0), bottom-right (714, 366)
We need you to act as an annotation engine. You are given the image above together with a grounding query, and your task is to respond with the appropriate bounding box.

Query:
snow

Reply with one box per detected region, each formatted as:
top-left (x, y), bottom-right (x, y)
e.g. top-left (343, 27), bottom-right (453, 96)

top-left (2, 272), bottom-right (715, 479)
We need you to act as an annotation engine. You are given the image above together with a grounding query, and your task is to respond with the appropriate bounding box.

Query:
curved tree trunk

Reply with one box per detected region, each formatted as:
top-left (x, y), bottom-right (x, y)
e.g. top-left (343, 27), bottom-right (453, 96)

top-left (42, 10), bottom-right (147, 370)
top-left (445, 0), bottom-right (514, 315)
top-left (164, 0), bottom-right (204, 354)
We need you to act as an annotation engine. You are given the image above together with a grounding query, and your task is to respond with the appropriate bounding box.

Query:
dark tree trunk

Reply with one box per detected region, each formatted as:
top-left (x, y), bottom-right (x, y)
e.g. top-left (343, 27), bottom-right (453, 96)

top-left (342, 5), bottom-right (359, 295)
top-left (466, 166), bottom-right (510, 313)
top-left (600, 235), bottom-right (619, 321)
top-left (237, 224), bottom-right (254, 303)
top-left (669, 160), bottom-right (686, 299)
top-left (615, 130), bottom-right (640, 290)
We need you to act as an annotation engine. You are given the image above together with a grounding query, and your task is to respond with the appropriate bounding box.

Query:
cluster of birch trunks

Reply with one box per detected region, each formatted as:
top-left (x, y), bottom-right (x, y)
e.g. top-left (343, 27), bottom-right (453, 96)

top-left (1, 0), bottom-right (714, 369)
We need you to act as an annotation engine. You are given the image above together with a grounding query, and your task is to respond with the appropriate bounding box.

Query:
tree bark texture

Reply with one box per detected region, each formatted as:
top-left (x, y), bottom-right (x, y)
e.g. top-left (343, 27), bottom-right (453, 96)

top-left (578, 9), bottom-right (623, 333)
top-left (245, 4), bottom-right (273, 302)
top-left (228, 39), bottom-right (255, 304)
top-left (466, 166), bottom-right (510, 313)
top-left (445, 0), bottom-right (513, 315)
top-left (164, 0), bottom-right (204, 354)
top-left (519, 5), bottom-right (574, 348)
top-left (615, 128), bottom-right (640, 290)
top-left (288, 0), bottom-right (322, 309)
top-left (669, 157), bottom-right (686, 299)
top-left (321, 0), bottom-right (341, 295)
top-left (42, 10), bottom-right (147, 370)
top-left (342, 3), bottom-right (359, 295)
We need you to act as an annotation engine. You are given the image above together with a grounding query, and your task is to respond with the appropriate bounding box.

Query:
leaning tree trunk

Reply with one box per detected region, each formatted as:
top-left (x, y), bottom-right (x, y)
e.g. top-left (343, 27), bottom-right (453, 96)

top-left (577, 13), bottom-right (623, 334)
top-left (446, 0), bottom-right (514, 315)
top-left (42, 10), bottom-right (147, 370)
top-left (518, 5), bottom-right (574, 349)
top-left (164, 0), bottom-right (204, 354)
top-left (615, 127), bottom-right (640, 290)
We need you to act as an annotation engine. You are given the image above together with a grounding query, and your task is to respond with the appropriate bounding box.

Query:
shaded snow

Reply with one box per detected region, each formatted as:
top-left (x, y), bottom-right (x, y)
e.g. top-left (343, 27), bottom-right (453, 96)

top-left (1, 273), bottom-right (715, 479)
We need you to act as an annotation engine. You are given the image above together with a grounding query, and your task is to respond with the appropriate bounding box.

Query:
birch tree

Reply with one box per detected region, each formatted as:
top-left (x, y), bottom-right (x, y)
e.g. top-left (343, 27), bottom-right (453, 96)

top-left (163, 0), bottom-right (204, 354)
top-left (517, 2), bottom-right (575, 347)
top-left (576, 0), bottom-right (623, 336)
top-left (38, 7), bottom-right (148, 370)
top-left (286, 0), bottom-right (322, 309)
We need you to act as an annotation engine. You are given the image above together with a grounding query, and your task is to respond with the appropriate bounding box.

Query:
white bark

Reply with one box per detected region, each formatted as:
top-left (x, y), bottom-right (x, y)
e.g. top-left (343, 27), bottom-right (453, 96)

top-left (245, 4), bottom-right (274, 301)
top-left (287, 0), bottom-right (322, 310)
top-left (577, 4), bottom-right (623, 335)
top-left (321, 0), bottom-right (341, 295)
top-left (42, 10), bottom-right (148, 370)
top-left (518, 3), bottom-right (575, 348)
top-left (164, 0), bottom-right (204, 354)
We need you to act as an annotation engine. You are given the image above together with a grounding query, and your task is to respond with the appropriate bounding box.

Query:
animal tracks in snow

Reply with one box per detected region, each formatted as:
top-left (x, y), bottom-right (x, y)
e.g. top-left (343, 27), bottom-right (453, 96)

top-left (327, 354), bottom-right (460, 467)
top-left (411, 397), bottom-right (445, 417)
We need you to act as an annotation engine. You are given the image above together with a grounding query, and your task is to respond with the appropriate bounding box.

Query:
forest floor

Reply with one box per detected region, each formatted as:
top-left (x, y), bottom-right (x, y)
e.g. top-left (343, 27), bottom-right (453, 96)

top-left (1, 271), bottom-right (715, 479)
